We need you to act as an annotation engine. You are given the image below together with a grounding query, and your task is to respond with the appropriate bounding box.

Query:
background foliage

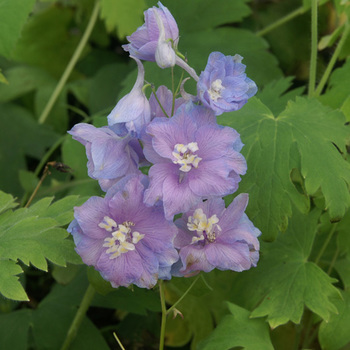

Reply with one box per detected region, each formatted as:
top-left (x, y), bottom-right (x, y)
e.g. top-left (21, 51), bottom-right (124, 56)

top-left (0, 0), bottom-right (350, 349)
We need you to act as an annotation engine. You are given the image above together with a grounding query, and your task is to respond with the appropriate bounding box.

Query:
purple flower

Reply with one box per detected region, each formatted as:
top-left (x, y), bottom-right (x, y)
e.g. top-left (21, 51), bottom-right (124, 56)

top-left (122, 2), bottom-right (179, 62)
top-left (173, 194), bottom-right (260, 275)
top-left (197, 52), bottom-right (257, 116)
top-left (107, 57), bottom-right (150, 136)
top-left (68, 123), bottom-right (143, 191)
top-left (142, 103), bottom-right (247, 219)
top-left (68, 175), bottom-right (179, 289)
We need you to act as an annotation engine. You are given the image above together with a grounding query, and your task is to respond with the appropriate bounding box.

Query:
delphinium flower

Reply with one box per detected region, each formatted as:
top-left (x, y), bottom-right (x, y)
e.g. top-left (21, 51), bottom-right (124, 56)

top-left (142, 103), bottom-right (247, 219)
top-left (197, 52), bottom-right (258, 116)
top-left (107, 57), bottom-right (150, 137)
top-left (122, 2), bottom-right (179, 62)
top-left (68, 175), bottom-right (179, 288)
top-left (68, 123), bottom-right (144, 191)
top-left (173, 194), bottom-right (260, 275)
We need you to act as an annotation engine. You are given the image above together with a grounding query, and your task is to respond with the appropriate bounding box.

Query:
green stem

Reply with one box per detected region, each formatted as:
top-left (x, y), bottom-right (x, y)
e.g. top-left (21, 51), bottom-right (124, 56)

top-left (113, 332), bottom-right (126, 350)
top-left (159, 281), bottom-right (167, 350)
top-left (60, 284), bottom-right (96, 350)
top-left (171, 67), bottom-right (175, 117)
top-left (151, 86), bottom-right (170, 118)
top-left (308, 0), bottom-right (318, 97)
top-left (314, 22), bottom-right (350, 96)
top-left (256, 6), bottom-right (305, 37)
top-left (38, 1), bottom-right (100, 124)
top-left (166, 275), bottom-right (200, 316)
top-left (327, 247), bottom-right (340, 275)
top-left (314, 223), bottom-right (338, 266)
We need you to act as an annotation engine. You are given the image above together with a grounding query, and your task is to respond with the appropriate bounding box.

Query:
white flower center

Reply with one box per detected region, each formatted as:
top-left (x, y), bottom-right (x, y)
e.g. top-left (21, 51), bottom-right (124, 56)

top-left (172, 142), bottom-right (202, 172)
top-left (99, 216), bottom-right (144, 259)
top-left (187, 208), bottom-right (221, 244)
top-left (208, 79), bottom-right (225, 102)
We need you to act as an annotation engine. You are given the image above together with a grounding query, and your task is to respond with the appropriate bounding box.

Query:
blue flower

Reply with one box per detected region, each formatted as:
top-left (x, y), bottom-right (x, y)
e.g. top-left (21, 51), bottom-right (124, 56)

top-left (68, 175), bottom-right (179, 288)
top-left (107, 57), bottom-right (150, 137)
top-left (68, 123), bottom-right (144, 191)
top-left (173, 194), bottom-right (260, 275)
top-left (123, 2), bottom-right (179, 62)
top-left (142, 103), bottom-right (247, 219)
top-left (197, 52), bottom-right (257, 116)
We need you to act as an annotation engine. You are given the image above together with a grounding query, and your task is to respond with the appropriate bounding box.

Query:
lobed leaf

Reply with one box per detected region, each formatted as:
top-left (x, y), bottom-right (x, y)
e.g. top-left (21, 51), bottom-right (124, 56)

top-left (319, 291), bottom-right (350, 350)
top-left (100, 0), bottom-right (146, 38)
top-left (248, 209), bottom-right (341, 328)
top-left (220, 97), bottom-right (350, 240)
top-left (198, 303), bottom-right (274, 350)
top-left (0, 0), bottom-right (36, 58)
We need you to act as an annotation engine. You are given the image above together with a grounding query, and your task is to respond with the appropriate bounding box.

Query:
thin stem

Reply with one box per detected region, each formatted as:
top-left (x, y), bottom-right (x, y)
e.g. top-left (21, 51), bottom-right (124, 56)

top-left (38, 1), bottom-right (100, 124)
top-left (301, 309), bottom-right (314, 349)
top-left (314, 223), bottom-right (338, 265)
top-left (308, 0), bottom-right (318, 97)
top-left (151, 86), bottom-right (170, 118)
top-left (171, 67), bottom-right (175, 116)
top-left (256, 6), bottom-right (305, 37)
top-left (60, 284), bottom-right (96, 350)
top-left (314, 22), bottom-right (350, 96)
top-left (166, 275), bottom-right (200, 316)
top-left (24, 164), bottom-right (51, 208)
top-left (327, 247), bottom-right (340, 275)
top-left (159, 280), bottom-right (167, 350)
top-left (113, 332), bottom-right (126, 350)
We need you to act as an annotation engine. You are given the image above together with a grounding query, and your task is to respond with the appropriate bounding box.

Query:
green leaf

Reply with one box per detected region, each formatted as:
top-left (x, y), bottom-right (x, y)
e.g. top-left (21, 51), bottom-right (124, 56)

top-left (319, 58), bottom-right (350, 110)
top-left (219, 97), bottom-right (350, 240)
top-left (0, 194), bottom-right (83, 300)
top-left (18, 170), bottom-right (38, 193)
top-left (198, 303), bottom-right (274, 350)
top-left (257, 76), bottom-right (305, 115)
top-left (249, 209), bottom-right (340, 328)
top-left (0, 191), bottom-right (18, 214)
top-left (0, 0), bottom-right (36, 58)
top-left (0, 69), bottom-right (8, 84)
top-left (158, 0), bottom-right (251, 33)
top-left (164, 272), bottom-right (237, 349)
top-left (0, 260), bottom-right (28, 301)
top-left (0, 65), bottom-right (53, 103)
top-left (12, 5), bottom-right (83, 78)
top-left (319, 291), bottom-right (350, 350)
top-left (318, 24), bottom-right (344, 50)
top-left (0, 309), bottom-right (32, 349)
top-left (100, 0), bottom-right (146, 38)
top-left (0, 103), bottom-right (59, 196)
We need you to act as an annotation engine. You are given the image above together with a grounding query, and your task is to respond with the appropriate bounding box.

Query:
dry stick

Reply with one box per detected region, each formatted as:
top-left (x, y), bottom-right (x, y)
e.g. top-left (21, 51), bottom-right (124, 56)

top-left (24, 161), bottom-right (71, 208)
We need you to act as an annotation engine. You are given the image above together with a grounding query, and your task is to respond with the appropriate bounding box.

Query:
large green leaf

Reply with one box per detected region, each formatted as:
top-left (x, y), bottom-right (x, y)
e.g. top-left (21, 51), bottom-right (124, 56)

top-left (319, 291), bottom-right (350, 350)
top-left (12, 5), bottom-right (83, 78)
top-left (198, 303), bottom-right (274, 350)
top-left (220, 97), bottom-right (350, 240)
top-left (319, 58), bottom-right (350, 110)
top-left (100, 0), bottom-right (146, 38)
top-left (157, 0), bottom-right (251, 33)
top-left (249, 209), bottom-right (340, 328)
top-left (0, 309), bottom-right (32, 350)
top-left (0, 194), bottom-right (82, 301)
top-left (0, 0), bottom-right (36, 58)
top-left (0, 103), bottom-right (59, 196)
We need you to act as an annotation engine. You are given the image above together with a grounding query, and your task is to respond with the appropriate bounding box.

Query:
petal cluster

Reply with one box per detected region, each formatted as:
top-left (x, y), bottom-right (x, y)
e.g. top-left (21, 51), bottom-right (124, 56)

top-left (174, 194), bottom-right (261, 275)
top-left (68, 175), bottom-right (178, 288)
top-left (67, 2), bottom-right (261, 289)
top-left (197, 52), bottom-right (258, 116)
top-left (142, 103), bottom-right (247, 219)
top-left (122, 2), bottom-right (179, 62)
